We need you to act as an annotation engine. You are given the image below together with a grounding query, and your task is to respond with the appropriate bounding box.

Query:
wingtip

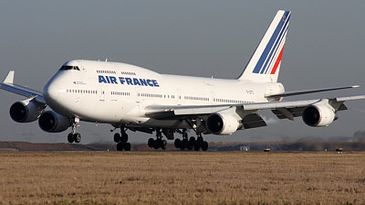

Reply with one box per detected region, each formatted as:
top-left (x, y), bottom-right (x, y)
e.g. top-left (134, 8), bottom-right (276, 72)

top-left (3, 70), bottom-right (14, 84)
top-left (352, 85), bottom-right (360, 88)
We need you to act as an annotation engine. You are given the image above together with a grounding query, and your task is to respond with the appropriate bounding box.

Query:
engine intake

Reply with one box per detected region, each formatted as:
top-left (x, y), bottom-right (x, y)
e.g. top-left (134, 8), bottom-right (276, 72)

top-left (38, 111), bottom-right (71, 132)
top-left (302, 102), bottom-right (336, 127)
top-left (206, 110), bottom-right (241, 135)
top-left (9, 99), bottom-right (44, 123)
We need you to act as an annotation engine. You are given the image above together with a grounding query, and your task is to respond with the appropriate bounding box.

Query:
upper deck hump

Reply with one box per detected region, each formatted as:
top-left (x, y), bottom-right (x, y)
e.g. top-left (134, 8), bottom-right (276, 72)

top-left (64, 59), bottom-right (161, 77)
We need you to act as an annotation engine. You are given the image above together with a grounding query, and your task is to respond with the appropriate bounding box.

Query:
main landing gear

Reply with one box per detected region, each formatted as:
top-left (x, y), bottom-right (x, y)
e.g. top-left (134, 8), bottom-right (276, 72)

top-left (114, 127), bottom-right (131, 151)
top-left (67, 118), bottom-right (81, 143)
top-left (148, 129), bottom-right (167, 150)
top-left (174, 131), bottom-right (208, 151)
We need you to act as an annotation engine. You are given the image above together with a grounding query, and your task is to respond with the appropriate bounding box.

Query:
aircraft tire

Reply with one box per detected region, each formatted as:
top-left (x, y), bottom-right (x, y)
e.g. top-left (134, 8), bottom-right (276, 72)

top-left (113, 133), bottom-right (121, 143)
top-left (174, 138), bottom-right (181, 148)
top-left (67, 133), bottom-right (74, 143)
top-left (74, 133), bottom-right (81, 143)
top-left (188, 137), bottom-right (195, 150)
top-left (194, 142), bottom-right (200, 151)
top-left (181, 138), bottom-right (188, 151)
top-left (148, 138), bottom-right (154, 148)
top-left (201, 141), bottom-right (208, 151)
top-left (162, 140), bottom-right (167, 150)
top-left (124, 143), bottom-right (131, 151)
top-left (116, 142), bottom-right (124, 151)
top-left (153, 139), bottom-right (160, 149)
top-left (121, 133), bottom-right (128, 143)
top-left (161, 140), bottom-right (167, 150)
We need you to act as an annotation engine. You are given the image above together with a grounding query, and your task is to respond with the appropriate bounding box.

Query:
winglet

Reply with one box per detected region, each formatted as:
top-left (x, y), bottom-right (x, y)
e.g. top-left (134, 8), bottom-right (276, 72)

top-left (3, 70), bottom-right (14, 84)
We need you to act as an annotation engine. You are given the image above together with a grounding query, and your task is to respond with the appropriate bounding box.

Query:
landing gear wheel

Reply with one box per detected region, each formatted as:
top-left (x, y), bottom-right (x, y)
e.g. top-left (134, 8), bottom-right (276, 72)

top-left (116, 142), bottom-right (131, 151)
top-left (201, 141), bottom-right (208, 151)
top-left (67, 133), bottom-right (74, 143)
top-left (67, 117), bottom-right (80, 143)
top-left (194, 142), bottom-right (200, 151)
top-left (148, 129), bottom-right (168, 150)
top-left (161, 140), bottom-right (167, 150)
top-left (180, 138), bottom-right (188, 150)
top-left (153, 139), bottom-right (160, 149)
top-left (149, 137), bottom-right (167, 150)
top-left (124, 143), bottom-right (131, 151)
top-left (148, 138), bottom-right (154, 148)
top-left (117, 142), bottom-right (124, 151)
top-left (174, 138), bottom-right (181, 149)
top-left (188, 137), bottom-right (195, 150)
top-left (121, 132), bottom-right (128, 143)
top-left (74, 133), bottom-right (81, 143)
top-left (114, 133), bottom-right (121, 143)
top-left (114, 126), bottom-right (131, 151)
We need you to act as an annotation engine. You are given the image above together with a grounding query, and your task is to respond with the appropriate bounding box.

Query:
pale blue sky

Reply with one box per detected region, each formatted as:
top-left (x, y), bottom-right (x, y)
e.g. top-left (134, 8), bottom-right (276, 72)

top-left (1, 0), bottom-right (365, 143)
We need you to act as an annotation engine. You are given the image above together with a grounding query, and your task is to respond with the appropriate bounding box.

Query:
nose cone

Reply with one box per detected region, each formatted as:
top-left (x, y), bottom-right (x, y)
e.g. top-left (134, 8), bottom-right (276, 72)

top-left (43, 75), bottom-right (67, 114)
top-left (43, 80), bottom-right (60, 105)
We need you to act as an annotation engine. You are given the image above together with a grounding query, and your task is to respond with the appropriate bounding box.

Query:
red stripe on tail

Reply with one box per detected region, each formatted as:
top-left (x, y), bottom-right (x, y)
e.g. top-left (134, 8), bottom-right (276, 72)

top-left (270, 46), bottom-right (285, 74)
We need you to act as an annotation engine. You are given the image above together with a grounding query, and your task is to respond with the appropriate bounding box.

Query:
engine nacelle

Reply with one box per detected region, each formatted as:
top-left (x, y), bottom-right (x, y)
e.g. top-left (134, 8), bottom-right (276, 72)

top-left (302, 101), bottom-right (336, 127)
top-left (206, 110), bottom-right (242, 135)
top-left (38, 111), bottom-right (71, 132)
top-left (9, 99), bottom-right (44, 123)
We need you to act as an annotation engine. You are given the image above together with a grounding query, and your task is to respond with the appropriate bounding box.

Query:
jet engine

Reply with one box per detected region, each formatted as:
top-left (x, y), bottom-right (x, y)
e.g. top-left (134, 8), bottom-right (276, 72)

top-left (9, 99), bottom-right (44, 123)
top-left (302, 101), bottom-right (336, 127)
top-left (206, 109), bottom-right (242, 135)
top-left (38, 111), bottom-right (71, 132)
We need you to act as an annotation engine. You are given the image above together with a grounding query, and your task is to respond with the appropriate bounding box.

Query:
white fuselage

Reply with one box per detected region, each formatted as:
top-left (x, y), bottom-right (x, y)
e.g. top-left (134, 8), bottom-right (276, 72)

top-left (43, 60), bottom-right (284, 128)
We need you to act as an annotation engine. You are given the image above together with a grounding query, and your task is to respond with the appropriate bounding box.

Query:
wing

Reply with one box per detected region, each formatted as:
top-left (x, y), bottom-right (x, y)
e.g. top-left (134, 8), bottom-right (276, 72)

top-left (146, 95), bottom-right (365, 129)
top-left (243, 96), bottom-right (365, 120)
top-left (0, 70), bottom-right (46, 104)
top-left (266, 85), bottom-right (359, 98)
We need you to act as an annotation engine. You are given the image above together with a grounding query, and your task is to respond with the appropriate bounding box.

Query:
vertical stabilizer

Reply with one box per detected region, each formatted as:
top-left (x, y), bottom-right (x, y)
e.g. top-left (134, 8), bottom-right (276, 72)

top-left (238, 10), bottom-right (291, 83)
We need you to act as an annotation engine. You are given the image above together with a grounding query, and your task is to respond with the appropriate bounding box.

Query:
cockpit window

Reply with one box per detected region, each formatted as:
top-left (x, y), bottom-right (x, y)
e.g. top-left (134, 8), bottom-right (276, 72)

top-left (60, 65), bottom-right (80, 71)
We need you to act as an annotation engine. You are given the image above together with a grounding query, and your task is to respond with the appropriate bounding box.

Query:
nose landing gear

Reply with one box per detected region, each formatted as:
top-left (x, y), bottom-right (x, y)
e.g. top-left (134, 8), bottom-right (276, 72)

top-left (114, 127), bottom-right (131, 151)
top-left (67, 118), bottom-right (81, 143)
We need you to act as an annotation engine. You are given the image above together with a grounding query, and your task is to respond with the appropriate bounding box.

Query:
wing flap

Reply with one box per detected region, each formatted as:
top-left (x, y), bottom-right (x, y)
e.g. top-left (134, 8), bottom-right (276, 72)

top-left (242, 113), bottom-right (267, 129)
top-left (272, 107), bottom-right (305, 120)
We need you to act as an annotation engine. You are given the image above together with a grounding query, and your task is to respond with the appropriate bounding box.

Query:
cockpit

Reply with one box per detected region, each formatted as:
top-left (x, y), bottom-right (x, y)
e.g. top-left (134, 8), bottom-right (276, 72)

top-left (59, 65), bottom-right (80, 71)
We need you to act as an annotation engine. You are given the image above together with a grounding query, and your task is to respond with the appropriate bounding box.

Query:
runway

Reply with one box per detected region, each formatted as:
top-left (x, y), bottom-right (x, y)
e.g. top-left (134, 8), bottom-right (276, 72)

top-left (0, 152), bottom-right (364, 204)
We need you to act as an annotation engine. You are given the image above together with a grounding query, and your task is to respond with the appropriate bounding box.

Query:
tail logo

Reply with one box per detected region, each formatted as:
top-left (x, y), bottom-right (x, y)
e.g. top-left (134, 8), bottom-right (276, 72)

top-left (252, 11), bottom-right (291, 75)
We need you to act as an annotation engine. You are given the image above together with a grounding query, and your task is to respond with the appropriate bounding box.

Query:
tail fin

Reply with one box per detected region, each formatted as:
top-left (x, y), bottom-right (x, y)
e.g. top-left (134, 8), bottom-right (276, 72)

top-left (238, 10), bottom-right (291, 83)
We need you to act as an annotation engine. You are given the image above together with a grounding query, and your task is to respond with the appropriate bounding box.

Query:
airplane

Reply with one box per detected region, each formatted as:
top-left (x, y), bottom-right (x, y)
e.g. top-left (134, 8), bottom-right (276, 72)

top-left (1, 10), bottom-right (364, 151)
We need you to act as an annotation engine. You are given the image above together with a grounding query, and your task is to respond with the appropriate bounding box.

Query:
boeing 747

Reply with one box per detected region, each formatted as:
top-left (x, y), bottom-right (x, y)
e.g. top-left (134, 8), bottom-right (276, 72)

top-left (1, 10), bottom-right (364, 151)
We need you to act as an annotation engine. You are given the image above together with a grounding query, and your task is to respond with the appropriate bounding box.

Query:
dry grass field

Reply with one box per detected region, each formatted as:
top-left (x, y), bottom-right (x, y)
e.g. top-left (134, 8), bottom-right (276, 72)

top-left (0, 152), bottom-right (364, 205)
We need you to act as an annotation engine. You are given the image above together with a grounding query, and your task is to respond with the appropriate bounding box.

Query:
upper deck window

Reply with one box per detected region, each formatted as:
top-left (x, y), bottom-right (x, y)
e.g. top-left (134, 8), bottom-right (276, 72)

top-left (60, 66), bottom-right (80, 71)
